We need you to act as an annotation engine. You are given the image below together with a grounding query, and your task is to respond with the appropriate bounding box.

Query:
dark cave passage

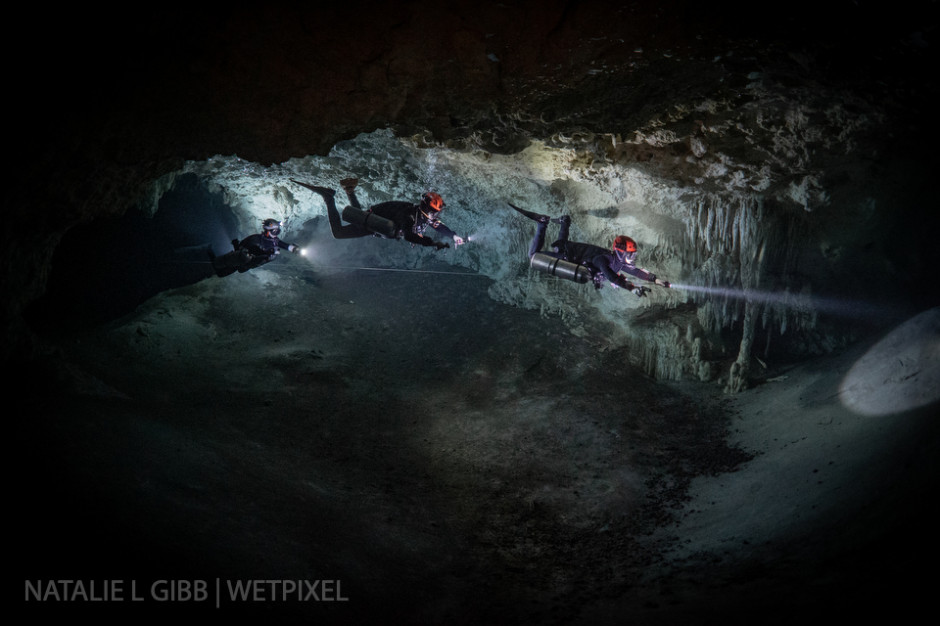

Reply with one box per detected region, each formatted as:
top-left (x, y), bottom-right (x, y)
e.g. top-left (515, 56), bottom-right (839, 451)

top-left (27, 175), bottom-right (239, 332)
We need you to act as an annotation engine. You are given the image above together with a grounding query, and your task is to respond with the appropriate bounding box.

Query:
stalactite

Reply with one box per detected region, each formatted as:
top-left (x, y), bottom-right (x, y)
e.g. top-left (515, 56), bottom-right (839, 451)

top-left (682, 192), bottom-right (818, 390)
top-left (179, 131), bottom-right (836, 391)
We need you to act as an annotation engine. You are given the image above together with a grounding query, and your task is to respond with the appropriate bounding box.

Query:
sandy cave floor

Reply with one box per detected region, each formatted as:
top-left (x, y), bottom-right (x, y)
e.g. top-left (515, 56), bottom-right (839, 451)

top-left (14, 249), bottom-right (939, 625)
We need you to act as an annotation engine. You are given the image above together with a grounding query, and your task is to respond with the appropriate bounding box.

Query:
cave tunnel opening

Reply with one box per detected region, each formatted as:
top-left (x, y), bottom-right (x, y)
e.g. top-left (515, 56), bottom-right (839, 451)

top-left (27, 174), bottom-right (240, 332)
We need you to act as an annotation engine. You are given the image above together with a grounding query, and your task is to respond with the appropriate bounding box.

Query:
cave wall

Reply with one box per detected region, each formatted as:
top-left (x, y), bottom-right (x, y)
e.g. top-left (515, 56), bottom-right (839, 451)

top-left (7, 1), bottom-right (938, 389)
top-left (167, 91), bottom-right (932, 389)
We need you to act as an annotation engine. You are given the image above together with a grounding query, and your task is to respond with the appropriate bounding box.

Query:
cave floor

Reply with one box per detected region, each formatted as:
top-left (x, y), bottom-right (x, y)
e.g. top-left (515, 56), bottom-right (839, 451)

top-left (16, 254), bottom-right (938, 625)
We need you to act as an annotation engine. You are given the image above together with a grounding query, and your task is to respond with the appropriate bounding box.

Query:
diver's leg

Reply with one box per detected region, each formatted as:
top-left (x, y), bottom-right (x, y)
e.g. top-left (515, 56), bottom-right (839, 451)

top-left (292, 179), bottom-right (368, 239)
top-left (212, 249), bottom-right (250, 277)
top-left (315, 187), bottom-right (349, 238)
top-left (555, 214), bottom-right (571, 242)
top-left (508, 203), bottom-right (552, 258)
top-left (528, 220), bottom-right (549, 258)
top-left (340, 177), bottom-right (361, 209)
top-left (326, 200), bottom-right (370, 239)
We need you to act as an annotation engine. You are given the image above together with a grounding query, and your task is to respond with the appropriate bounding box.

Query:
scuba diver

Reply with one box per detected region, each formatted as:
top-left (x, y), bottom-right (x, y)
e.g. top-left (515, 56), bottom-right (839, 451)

top-left (511, 203), bottom-right (671, 296)
top-left (211, 218), bottom-right (302, 277)
top-left (291, 177), bottom-right (465, 250)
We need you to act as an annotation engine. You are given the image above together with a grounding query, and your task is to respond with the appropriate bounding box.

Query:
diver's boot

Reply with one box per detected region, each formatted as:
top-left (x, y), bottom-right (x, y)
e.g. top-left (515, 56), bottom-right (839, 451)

top-left (341, 178), bottom-right (361, 208)
top-left (551, 215), bottom-right (571, 225)
top-left (508, 202), bottom-right (550, 223)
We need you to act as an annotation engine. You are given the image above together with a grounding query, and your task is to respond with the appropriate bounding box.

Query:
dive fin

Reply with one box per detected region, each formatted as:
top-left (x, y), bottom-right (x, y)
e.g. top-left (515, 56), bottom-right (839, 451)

top-left (290, 179), bottom-right (335, 197)
top-left (508, 202), bottom-right (550, 223)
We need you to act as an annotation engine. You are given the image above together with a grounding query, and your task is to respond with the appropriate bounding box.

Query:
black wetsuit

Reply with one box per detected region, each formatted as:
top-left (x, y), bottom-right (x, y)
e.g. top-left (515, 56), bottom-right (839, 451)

top-left (530, 217), bottom-right (657, 289)
top-left (212, 233), bottom-right (296, 276)
top-left (235, 233), bottom-right (294, 261)
top-left (554, 240), bottom-right (637, 289)
top-left (307, 181), bottom-right (459, 248)
top-left (366, 201), bottom-right (459, 247)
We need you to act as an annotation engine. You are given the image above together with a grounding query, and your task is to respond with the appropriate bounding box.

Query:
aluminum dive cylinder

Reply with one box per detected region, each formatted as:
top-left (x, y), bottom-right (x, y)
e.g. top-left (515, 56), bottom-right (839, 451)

top-left (341, 206), bottom-right (399, 239)
top-left (530, 252), bottom-right (593, 284)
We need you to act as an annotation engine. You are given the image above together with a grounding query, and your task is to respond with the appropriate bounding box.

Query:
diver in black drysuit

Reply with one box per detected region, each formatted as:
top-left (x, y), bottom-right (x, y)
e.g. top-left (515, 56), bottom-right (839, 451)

top-left (211, 218), bottom-right (301, 277)
top-left (291, 178), bottom-right (465, 250)
top-left (512, 203), bottom-right (670, 296)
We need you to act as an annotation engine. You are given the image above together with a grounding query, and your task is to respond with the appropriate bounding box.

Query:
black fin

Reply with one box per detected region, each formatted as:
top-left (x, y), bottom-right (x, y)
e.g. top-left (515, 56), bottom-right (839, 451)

top-left (290, 179), bottom-right (335, 197)
top-left (508, 203), bottom-right (549, 223)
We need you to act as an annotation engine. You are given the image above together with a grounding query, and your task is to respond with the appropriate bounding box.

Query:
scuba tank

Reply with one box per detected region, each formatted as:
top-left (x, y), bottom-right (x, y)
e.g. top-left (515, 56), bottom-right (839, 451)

top-left (341, 205), bottom-right (399, 239)
top-left (530, 252), bottom-right (593, 284)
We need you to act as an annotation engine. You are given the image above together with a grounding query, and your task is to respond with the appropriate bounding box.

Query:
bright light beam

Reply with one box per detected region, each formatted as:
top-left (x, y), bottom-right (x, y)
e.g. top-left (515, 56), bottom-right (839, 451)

top-left (671, 282), bottom-right (908, 322)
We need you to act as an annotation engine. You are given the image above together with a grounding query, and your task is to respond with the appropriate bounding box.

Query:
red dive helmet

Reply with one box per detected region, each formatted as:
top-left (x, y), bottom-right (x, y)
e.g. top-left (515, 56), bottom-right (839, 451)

top-left (613, 235), bottom-right (637, 254)
top-left (421, 191), bottom-right (445, 212)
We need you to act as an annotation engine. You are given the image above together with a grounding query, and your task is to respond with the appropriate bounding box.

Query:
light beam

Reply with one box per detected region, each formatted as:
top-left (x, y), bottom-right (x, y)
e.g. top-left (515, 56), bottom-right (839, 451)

top-left (671, 282), bottom-right (907, 322)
